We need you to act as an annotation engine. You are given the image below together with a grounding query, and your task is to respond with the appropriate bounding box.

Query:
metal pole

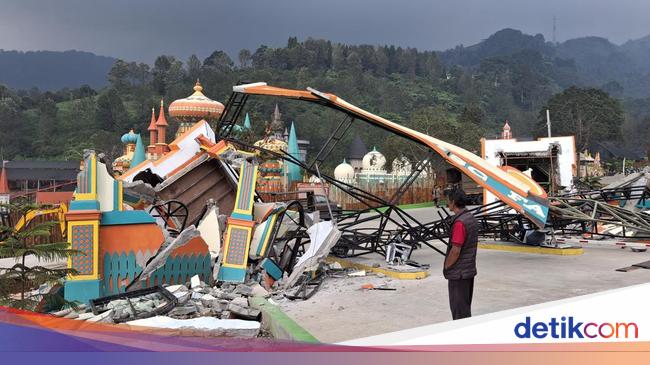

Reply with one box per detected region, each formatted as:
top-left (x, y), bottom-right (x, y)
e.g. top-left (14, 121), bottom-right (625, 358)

top-left (546, 109), bottom-right (552, 138)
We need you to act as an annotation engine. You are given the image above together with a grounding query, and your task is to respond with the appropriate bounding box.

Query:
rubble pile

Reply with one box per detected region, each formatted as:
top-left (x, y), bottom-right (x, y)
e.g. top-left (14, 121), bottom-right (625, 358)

top-left (50, 275), bottom-right (268, 337)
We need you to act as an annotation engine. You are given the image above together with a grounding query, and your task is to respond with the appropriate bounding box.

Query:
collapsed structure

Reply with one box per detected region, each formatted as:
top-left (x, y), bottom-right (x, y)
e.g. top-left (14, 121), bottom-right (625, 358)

top-left (57, 81), bottom-right (650, 312)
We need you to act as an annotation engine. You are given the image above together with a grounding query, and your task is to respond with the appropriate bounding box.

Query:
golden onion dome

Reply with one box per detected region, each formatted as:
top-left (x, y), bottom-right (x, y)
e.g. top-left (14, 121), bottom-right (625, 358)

top-left (168, 80), bottom-right (224, 121)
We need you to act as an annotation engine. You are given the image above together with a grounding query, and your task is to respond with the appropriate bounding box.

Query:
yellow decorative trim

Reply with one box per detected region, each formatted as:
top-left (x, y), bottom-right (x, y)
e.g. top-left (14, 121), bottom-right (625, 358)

top-left (73, 154), bottom-right (98, 200)
top-left (325, 257), bottom-right (429, 280)
top-left (232, 163), bottom-right (258, 217)
top-left (478, 242), bottom-right (583, 255)
top-left (221, 224), bottom-right (253, 269)
top-left (257, 213), bottom-right (278, 258)
top-left (117, 180), bottom-right (123, 211)
top-left (67, 219), bottom-right (100, 280)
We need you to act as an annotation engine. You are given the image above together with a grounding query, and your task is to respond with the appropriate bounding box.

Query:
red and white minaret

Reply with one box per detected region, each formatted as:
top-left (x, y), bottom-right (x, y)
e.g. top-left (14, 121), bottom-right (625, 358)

top-left (147, 107), bottom-right (157, 157)
top-left (153, 99), bottom-right (170, 158)
top-left (0, 161), bottom-right (10, 210)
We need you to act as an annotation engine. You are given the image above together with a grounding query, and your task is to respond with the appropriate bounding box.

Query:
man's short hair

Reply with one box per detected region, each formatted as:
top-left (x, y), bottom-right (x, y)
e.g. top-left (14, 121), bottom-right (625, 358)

top-left (447, 189), bottom-right (467, 208)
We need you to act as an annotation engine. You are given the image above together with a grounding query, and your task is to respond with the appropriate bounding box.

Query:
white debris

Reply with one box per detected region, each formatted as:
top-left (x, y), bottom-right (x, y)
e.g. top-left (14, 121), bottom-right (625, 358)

top-left (86, 309), bottom-right (114, 323)
top-left (328, 261), bottom-right (343, 270)
top-left (197, 205), bottom-right (221, 258)
top-left (166, 284), bottom-right (188, 293)
top-left (75, 312), bottom-right (95, 321)
top-left (190, 275), bottom-right (201, 289)
top-left (126, 316), bottom-right (260, 337)
top-left (250, 283), bottom-right (270, 298)
top-left (348, 270), bottom-right (366, 277)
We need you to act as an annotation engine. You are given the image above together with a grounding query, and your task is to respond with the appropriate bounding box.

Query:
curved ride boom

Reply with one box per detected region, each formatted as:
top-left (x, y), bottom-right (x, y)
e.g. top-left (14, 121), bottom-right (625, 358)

top-left (227, 82), bottom-right (550, 228)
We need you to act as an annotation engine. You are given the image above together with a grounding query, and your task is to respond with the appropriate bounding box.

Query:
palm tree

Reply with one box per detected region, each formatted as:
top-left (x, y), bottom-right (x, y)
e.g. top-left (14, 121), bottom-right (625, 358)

top-left (0, 200), bottom-right (78, 310)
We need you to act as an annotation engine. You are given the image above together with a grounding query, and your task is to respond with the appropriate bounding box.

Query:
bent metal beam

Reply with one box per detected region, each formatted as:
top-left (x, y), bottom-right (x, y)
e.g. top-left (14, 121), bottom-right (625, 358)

top-left (224, 82), bottom-right (550, 228)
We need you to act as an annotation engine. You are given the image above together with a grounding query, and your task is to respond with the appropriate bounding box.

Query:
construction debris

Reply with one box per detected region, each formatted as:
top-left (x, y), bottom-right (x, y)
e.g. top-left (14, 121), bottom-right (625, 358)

top-left (348, 270), bottom-right (366, 277)
top-left (126, 316), bottom-right (260, 338)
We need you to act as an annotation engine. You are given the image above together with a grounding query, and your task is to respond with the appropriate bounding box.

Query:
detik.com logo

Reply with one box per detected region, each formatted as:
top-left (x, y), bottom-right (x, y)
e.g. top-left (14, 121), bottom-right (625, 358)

top-left (514, 316), bottom-right (638, 339)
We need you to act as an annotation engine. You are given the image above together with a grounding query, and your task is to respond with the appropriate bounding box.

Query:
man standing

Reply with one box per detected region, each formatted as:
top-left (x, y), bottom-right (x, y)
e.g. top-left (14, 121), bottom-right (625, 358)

top-left (443, 189), bottom-right (478, 320)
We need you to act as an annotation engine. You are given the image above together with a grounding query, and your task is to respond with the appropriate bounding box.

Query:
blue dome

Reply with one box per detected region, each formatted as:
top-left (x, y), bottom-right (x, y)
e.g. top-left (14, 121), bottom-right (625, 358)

top-left (121, 130), bottom-right (138, 144)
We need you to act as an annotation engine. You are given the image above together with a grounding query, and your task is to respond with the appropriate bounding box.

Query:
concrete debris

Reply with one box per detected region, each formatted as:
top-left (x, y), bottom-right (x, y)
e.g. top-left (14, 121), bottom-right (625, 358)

top-left (197, 204), bottom-right (221, 258)
top-left (122, 180), bottom-right (157, 205)
top-left (234, 284), bottom-right (254, 296)
top-left (284, 220), bottom-right (342, 288)
top-left (87, 309), bottom-right (114, 323)
top-left (190, 274), bottom-right (201, 289)
top-left (63, 311), bottom-right (80, 319)
top-left (328, 262), bottom-right (343, 270)
top-left (168, 304), bottom-right (198, 317)
top-left (227, 304), bottom-right (261, 320)
top-left (200, 294), bottom-right (218, 307)
top-left (126, 316), bottom-right (260, 338)
top-left (230, 296), bottom-right (249, 308)
top-left (348, 270), bottom-right (366, 277)
top-left (166, 284), bottom-right (188, 293)
top-left (75, 312), bottom-right (95, 321)
top-left (249, 283), bottom-right (270, 298)
top-left (133, 227), bottom-right (201, 287)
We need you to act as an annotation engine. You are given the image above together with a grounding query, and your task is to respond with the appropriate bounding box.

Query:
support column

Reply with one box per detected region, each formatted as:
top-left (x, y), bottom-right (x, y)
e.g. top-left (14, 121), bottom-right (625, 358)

top-left (64, 153), bottom-right (102, 304)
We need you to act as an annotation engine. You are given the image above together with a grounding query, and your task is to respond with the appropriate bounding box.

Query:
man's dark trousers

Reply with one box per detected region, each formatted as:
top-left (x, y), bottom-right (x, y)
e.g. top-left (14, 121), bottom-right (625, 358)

top-left (448, 277), bottom-right (474, 320)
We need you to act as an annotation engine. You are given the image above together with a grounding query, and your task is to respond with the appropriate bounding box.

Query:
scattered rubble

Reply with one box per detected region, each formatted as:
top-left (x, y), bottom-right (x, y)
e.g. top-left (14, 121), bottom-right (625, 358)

top-left (348, 270), bottom-right (366, 277)
top-left (126, 316), bottom-right (260, 338)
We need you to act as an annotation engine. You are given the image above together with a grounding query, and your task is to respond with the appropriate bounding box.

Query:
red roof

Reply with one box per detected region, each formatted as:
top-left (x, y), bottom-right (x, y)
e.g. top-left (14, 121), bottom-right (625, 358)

top-left (147, 107), bottom-right (157, 131)
top-left (0, 163), bottom-right (9, 194)
top-left (36, 191), bottom-right (74, 205)
top-left (156, 99), bottom-right (168, 127)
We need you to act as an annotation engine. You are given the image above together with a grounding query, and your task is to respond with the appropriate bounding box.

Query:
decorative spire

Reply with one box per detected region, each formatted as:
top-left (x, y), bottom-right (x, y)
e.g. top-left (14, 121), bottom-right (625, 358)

top-left (273, 104), bottom-right (281, 122)
top-left (130, 134), bottom-right (146, 168)
top-left (287, 121), bottom-right (302, 183)
top-left (147, 107), bottom-right (157, 131)
top-left (193, 79), bottom-right (203, 93)
top-left (243, 113), bottom-right (251, 129)
top-left (0, 161), bottom-right (9, 194)
top-left (502, 120), bottom-right (512, 139)
top-left (156, 99), bottom-right (168, 126)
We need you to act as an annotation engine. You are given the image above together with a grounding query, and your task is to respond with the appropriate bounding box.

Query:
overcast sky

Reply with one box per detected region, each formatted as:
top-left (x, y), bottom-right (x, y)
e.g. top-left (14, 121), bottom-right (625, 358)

top-left (1, 0), bottom-right (649, 63)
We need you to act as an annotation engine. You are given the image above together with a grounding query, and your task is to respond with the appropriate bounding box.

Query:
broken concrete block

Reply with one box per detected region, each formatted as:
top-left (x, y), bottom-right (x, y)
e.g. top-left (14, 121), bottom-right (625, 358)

top-left (235, 284), bottom-right (254, 296)
top-left (227, 304), bottom-right (261, 320)
top-left (249, 283), bottom-right (270, 298)
top-left (214, 291), bottom-right (237, 301)
top-left (76, 312), bottom-right (95, 321)
top-left (64, 311), bottom-right (80, 319)
top-left (348, 270), bottom-right (366, 277)
top-left (328, 261), bottom-right (343, 270)
top-left (230, 296), bottom-right (248, 308)
top-left (173, 291), bottom-right (191, 304)
top-left (168, 304), bottom-right (198, 317)
top-left (127, 316), bottom-right (260, 338)
top-left (200, 294), bottom-right (218, 307)
top-left (51, 307), bottom-right (74, 317)
top-left (212, 299), bottom-right (230, 311)
top-left (190, 275), bottom-right (201, 289)
top-left (166, 284), bottom-right (188, 294)
top-left (87, 309), bottom-right (114, 323)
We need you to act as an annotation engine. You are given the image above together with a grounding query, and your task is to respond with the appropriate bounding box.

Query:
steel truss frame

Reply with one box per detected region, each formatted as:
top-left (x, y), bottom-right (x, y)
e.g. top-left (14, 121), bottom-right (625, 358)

top-left (215, 88), bottom-right (650, 260)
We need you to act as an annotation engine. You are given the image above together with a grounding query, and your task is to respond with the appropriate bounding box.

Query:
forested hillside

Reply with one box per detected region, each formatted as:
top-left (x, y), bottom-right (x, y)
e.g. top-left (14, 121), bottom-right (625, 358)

top-left (0, 50), bottom-right (115, 90)
top-left (1, 31), bottom-right (649, 172)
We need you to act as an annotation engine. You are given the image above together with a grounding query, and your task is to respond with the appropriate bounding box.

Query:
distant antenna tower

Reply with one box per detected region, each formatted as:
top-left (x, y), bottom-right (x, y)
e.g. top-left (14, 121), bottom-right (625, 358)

top-left (552, 16), bottom-right (557, 44)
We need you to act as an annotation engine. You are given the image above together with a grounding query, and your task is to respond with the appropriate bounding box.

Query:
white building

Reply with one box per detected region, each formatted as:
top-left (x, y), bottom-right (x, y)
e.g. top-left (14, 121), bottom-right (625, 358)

top-left (481, 122), bottom-right (576, 204)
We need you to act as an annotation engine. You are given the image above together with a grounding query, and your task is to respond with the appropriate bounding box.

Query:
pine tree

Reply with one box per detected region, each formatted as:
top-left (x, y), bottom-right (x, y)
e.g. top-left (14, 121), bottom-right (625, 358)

top-left (0, 201), bottom-right (78, 310)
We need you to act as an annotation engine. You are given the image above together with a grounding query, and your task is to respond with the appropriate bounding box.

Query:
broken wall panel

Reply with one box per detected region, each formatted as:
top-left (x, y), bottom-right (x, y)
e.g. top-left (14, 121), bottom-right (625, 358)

top-left (156, 155), bottom-right (238, 226)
